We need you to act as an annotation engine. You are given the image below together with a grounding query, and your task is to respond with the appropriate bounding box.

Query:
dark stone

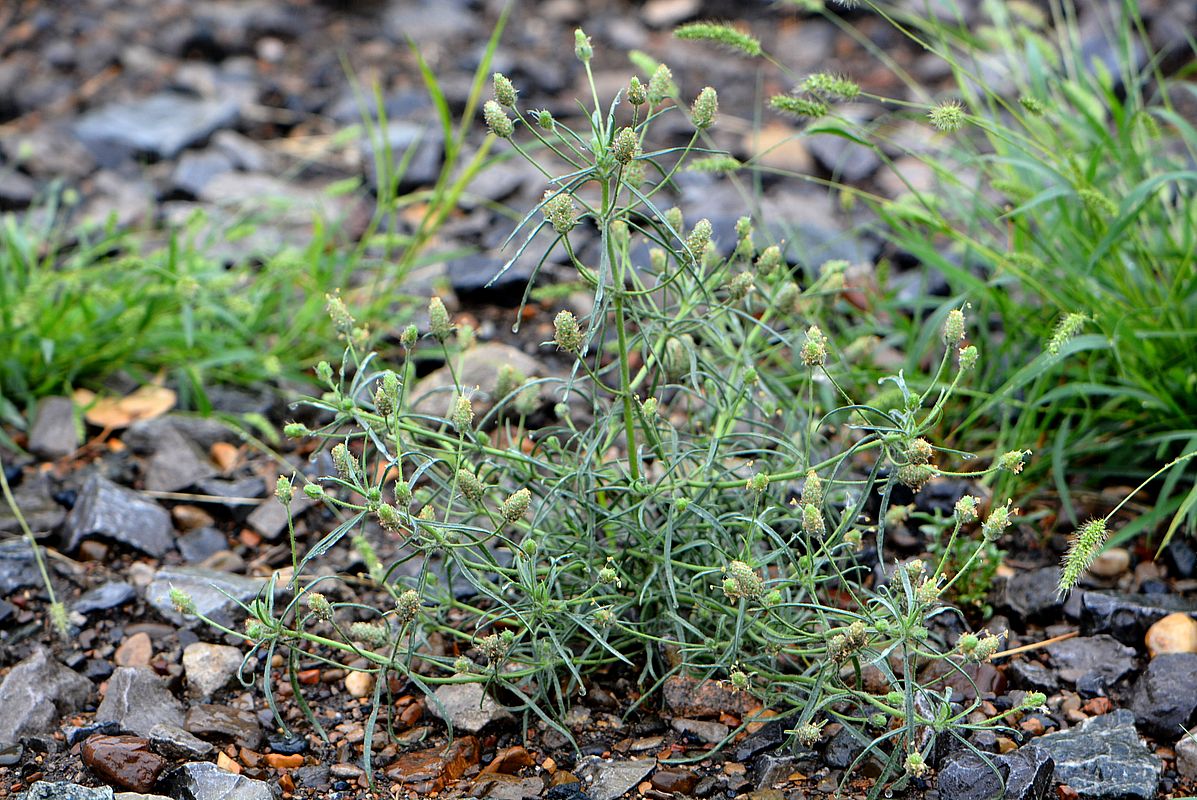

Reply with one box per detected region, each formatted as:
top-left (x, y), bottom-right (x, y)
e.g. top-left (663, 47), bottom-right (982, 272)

top-left (81, 734), bottom-right (167, 793)
top-left (164, 761), bottom-right (273, 800)
top-left (177, 527), bottom-right (229, 563)
top-left (1129, 652), bottom-right (1197, 739)
top-left (0, 743), bottom-right (22, 766)
top-left (143, 423), bottom-right (217, 493)
top-left (63, 475), bottom-right (173, 557)
top-left (28, 397), bottom-right (78, 460)
top-left (999, 567), bottom-right (1065, 620)
top-left (1046, 635), bottom-right (1137, 688)
top-left (64, 720), bottom-right (121, 747)
top-left (0, 471), bottom-right (67, 538)
top-left (292, 764), bottom-right (329, 789)
top-left (266, 731), bottom-right (307, 755)
top-left (1031, 709), bottom-right (1159, 799)
top-left (245, 492), bottom-right (313, 540)
top-left (733, 720), bottom-right (784, 761)
top-left (148, 723), bottom-right (214, 760)
top-left (84, 658), bottom-right (114, 681)
top-left (95, 667), bottom-right (185, 737)
top-left (0, 169), bottom-right (37, 210)
top-left (1079, 591), bottom-right (1197, 645)
top-left (145, 565), bottom-right (270, 627)
top-left (74, 92), bottom-right (239, 163)
top-left (448, 253), bottom-right (534, 307)
top-left (0, 539), bottom-right (43, 594)
top-left (185, 703), bottom-right (263, 750)
top-left (1164, 538), bottom-right (1197, 579)
top-left (0, 648), bottom-right (92, 746)
top-left (808, 126), bottom-right (881, 182)
top-left (73, 581), bottom-right (136, 614)
top-left (937, 747), bottom-right (1054, 800)
top-left (823, 726), bottom-right (866, 769)
top-left (1006, 660), bottom-right (1059, 693)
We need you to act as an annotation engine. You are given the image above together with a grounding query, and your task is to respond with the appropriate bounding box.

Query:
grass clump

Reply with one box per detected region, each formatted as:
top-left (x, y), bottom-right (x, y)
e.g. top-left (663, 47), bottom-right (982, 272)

top-left (194, 30), bottom-right (1042, 796)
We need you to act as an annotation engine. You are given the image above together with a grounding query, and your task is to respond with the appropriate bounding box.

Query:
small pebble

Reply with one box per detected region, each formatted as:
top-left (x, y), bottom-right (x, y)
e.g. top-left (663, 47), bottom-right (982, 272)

top-left (114, 632), bottom-right (153, 667)
top-left (1089, 547), bottom-right (1130, 578)
top-left (344, 671), bottom-right (374, 699)
top-left (1145, 612), bottom-right (1197, 657)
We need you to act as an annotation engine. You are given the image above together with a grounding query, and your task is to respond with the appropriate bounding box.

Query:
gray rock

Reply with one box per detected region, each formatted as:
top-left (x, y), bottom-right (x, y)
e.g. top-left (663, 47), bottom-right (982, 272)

top-left (142, 423), bottom-right (216, 493)
top-left (447, 254), bottom-right (534, 307)
top-left (147, 724), bottom-right (214, 761)
top-left (63, 475), bottom-right (173, 557)
top-left (163, 761), bottom-right (273, 800)
top-left (210, 130), bottom-right (273, 173)
top-left (1007, 659), bottom-right (1060, 693)
top-left (1129, 652), bottom-right (1197, 738)
top-left (755, 753), bottom-right (812, 790)
top-left (384, 0), bottom-right (477, 44)
top-left (74, 92), bottom-right (238, 162)
top-left (28, 397), bottom-right (78, 460)
top-left (0, 648), bottom-right (92, 746)
top-left (146, 566), bottom-right (269, 627)
top-left (426, 683), bottom-right (511, 734)
top-left (73, 581), bottom-right (136, 615)
top-left (1079, 591), bottom-right (1197, 645)
top-left (1175, 733), bottom-right (1197, 781)
top-left (177, 528), bottom-right (228, 564)
top-left (670, 717), bottom-right (729, 744)
top-left (171, 149), bottom-right (234, 198)
top-left (185, 704), bottom-right (262, 750)
top-left (575, 756), bottom-right (654, 800)
top-left (182, 643), bottom-right (243, 698)
top-left (1000, 746), bottom-right (1055, 799)
top-left (807, 129), bottom-right (881, 183)
top-left (2, 125), bottom-right (96, 180)
top-left (0, 539), bottom-right (44, 594)
top-left (1046, 635), bottom-right (1137, 688)
top-left (362, 120), bottom-right (444, 191)
top-left (95, 668), bottom-right (185, 737)
top-left (937, 747), bottom-right (1053, 800)
top-left (1000, 567), bottom-right (1065, 620)
top-left (245, 493), bottom-right (314, 541)
top-left (823, 726), bottom-right (865, 769)
top-left (412, 342), bottom-right (546, 420)
top-left (0, 170), bottom-right (38, 209)
top-left (1032, 709), bottom-right (1160, 800)
top-left (0, 472), bottom-right (67, 537)
top-left (20, 782), bottom-right (114, 800)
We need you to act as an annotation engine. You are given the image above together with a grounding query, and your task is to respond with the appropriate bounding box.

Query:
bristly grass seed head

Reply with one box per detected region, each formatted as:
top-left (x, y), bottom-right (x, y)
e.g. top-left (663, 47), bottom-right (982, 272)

top-left (647, 64), bottom-right (676, 105)
top-left (801, 325), bottom-right (828, 367)
top-left (673, 21), bottom-right (762, 57)
top-left (1048, 312), bottom-right (1087, 356)
top-left (542, 190), bottom-right (577, 234)
top-left (802, 72), bottom-right (861, 100)
top-left (553, 310), bottom-right (583, 353)
top-left (1059, 518), bottom-right (1110, 596)
top-left (574, 28), bottom-right (593, 62)
top-left (627, 76), bottom-right (647, 106)
top-left (492, 72), bottom-right (518, 107)
top-left (770, 94), bottom-right (828, 119)
top-left (687, 154), bottom-right (743, 174)
top-left (613, 127), bottom-right (640, 164)
top-left (500, 488), bottom-right (532, 523)
top-left (428, 296), bottom-right (452, 341)
top-left (451, 395), bottom-right (475, 433)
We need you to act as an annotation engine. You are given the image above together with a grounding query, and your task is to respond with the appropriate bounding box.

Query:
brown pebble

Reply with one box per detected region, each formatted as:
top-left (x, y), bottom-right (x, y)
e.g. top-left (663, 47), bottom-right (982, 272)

top-left (652, 768), bottom-right (698, 794)
top-left (81, 735), bottom-right (166, 793)
top-left (114, 632), bottom-right (152, 667)
top-left (1082, 696), bottom-right (1113, 716)
top-left (172, 504), bottom-right (215, 530)
top-left (1089, 547), bottom-right (1130, 578)
top-left (210, 441), bottom-right (240, 472)
top-left (1019, 717), bottom-right (1046, 736)
top-left (482, 745), bottom-right (533, 775)
top-left (344, 671), bottom-right (374, 698)
top-left (266, 753), bottom-right (304, 769)
top-left (217, 751), bottom-right (241, 774)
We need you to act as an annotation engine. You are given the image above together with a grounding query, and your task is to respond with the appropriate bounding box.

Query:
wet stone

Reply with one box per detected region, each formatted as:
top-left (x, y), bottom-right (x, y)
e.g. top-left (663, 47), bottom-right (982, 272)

top-left (81, 735), bottom-right (167, 793)
top-left (1007, 659), bottom-right (1060, 693)
top-left (734, 720), bottom-right (785, 761)
top-left (63, 475), bottom-right (173, 557)
top-left (185, 704), bottom-right (263, 750)
top-left (937, 747), bottom-right (1054, 800)
top-left (164, 761), bottom-right (273, 800)
top-left (74, 92), bottom-right (239, 162)
top-left (65, 721), bottom-right (123, 747)
top-left (824, 727), bottom-right (866, 770)
top-left (73, 581), bottom-right (136, 615)
top-left (1129, 652), bottom-right (1197, 738)
top-left (28, 396), bottom-right (79, 460)
top-left (652, 769), bottom-right (698, 794)
top-left (146, 566), bottom-right (269, 628)
top-left (662, 674), bottom-right (757, 719)
top-left (96, 667), bottom-right (185, 738)
top-left (385, 735), bottom-right (479, 792)
top-left (0, 647), bottom-right (92, 746)
top-left (1079, 591), bottom-right (1197, 645)
top-left (1032, 709), bottom-right (1159, 800)
top-left (671, 717), bottom-right (729, 744)
top-left (148, 724), bottom-right (214, 760)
